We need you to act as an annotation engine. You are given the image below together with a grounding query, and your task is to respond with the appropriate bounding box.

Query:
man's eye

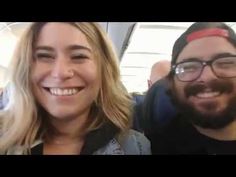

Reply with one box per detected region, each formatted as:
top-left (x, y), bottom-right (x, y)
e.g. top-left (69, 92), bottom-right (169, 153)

top-left (177, 63), bottom-right (200, 74)
top-left (216, 61), bottom-right (234, 65)
top-left (218, 62), bottom-right (233, 65)
top-left (183, 65), bottom-right (199, 71)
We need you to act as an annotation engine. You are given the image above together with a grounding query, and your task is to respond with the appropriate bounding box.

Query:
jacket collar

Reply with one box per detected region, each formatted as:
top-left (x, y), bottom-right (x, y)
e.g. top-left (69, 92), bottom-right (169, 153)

top-left (31, 121), bottom-right (120, 155)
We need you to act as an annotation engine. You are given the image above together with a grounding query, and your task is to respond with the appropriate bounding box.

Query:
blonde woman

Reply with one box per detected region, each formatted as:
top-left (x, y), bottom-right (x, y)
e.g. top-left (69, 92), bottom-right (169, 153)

top-left (0, 22), bottom-right (150, 155)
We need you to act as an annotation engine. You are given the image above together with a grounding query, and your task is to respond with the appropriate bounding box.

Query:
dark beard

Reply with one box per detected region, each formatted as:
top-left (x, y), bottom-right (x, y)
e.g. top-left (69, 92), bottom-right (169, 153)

top-left (170, 80), bottom-right (236, 129)
top-left (175, 96), bottom-right (236, 129)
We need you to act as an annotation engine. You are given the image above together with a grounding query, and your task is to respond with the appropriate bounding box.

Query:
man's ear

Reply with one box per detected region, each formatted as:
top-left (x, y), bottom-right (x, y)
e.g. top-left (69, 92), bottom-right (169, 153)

top-left (168, 77), bottom-right (174, 89)
top-left (147, 80), bottom-right (152, 89)
top-left (166, 76), bottom-right (174, 96)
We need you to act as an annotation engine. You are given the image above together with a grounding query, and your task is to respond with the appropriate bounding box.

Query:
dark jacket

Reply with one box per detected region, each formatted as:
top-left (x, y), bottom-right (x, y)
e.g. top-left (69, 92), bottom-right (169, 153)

top-left (149, 115), bottom-right (236, 154)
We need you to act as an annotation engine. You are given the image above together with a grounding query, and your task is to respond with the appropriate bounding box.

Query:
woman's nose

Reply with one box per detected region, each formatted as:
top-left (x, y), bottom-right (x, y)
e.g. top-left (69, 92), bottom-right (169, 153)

top-left (51, 59), bottom-right (74, 80)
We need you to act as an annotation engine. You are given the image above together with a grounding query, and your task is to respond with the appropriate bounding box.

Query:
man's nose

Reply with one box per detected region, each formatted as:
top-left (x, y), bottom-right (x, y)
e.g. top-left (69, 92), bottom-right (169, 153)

top-left (196, 65), bottom-right (218, 82)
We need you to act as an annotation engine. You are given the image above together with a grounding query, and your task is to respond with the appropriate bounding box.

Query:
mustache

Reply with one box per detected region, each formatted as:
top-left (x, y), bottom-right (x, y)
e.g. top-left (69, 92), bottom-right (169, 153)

top-left (184, 80), bottom-right (234, 98)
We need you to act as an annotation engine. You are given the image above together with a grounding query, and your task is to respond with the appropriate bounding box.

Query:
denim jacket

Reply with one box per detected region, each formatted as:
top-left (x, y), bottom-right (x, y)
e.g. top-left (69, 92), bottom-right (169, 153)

top-left (93, 130), bottom-right (151, 155)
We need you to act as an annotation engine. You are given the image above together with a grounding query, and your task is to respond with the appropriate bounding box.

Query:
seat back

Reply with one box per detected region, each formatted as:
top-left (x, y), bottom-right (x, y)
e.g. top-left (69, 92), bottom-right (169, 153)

top-left (132, 94), bottom-right (145, 132)
top-left (142, 78), bottom-right (177, 135)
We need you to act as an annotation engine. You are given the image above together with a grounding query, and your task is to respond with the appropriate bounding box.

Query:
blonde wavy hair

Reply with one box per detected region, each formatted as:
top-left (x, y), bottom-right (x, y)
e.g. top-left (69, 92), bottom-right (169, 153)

top-left (0, 22), bottom-right (133, 154)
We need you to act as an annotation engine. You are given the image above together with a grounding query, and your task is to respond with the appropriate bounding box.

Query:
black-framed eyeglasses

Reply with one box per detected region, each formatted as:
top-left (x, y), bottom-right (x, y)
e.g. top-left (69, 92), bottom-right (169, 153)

top-left (172, 55), bottom-right (236, 82)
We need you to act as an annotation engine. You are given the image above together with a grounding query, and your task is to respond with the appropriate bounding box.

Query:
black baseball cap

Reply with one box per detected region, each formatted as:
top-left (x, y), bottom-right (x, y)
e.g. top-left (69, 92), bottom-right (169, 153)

top-left (171, 22), bottom-right (236, 66)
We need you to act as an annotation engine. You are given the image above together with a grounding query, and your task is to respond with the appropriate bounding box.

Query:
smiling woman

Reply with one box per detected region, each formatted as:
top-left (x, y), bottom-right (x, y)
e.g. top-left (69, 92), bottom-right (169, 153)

top-left (0, 22), bottom-right (150, 155)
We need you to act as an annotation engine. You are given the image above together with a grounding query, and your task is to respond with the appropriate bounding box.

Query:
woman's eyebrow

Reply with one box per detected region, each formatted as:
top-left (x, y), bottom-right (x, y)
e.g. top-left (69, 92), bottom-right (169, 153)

top-left (67, 45), bottom-right (92, 53)
top-left (34, 45), bottom-right (92, 53)
top-left (35, 46), bottom-right (54, 52)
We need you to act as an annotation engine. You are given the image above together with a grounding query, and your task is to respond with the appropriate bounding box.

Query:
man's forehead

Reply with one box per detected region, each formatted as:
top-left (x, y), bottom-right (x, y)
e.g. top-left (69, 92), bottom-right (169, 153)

top-left (176, 36), bottom-right (236, 63)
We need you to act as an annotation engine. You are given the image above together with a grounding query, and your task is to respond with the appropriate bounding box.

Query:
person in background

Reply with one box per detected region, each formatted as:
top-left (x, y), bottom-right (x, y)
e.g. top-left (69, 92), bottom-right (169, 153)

top-left (0, 86), bottom-right (9, 110)
top-left (147, 60), bottom-right (171, 89)
top-left (0, 88), bottom-right (3, 109)
top-left (0, 22), bottom-right (150, 155)
top-left (133, 60), bottom-right (171, 132)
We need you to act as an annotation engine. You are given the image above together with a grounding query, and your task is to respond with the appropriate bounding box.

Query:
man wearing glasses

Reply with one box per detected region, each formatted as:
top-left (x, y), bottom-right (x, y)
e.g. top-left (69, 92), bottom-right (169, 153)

top-left (150, 22), bottom-right (236, 154)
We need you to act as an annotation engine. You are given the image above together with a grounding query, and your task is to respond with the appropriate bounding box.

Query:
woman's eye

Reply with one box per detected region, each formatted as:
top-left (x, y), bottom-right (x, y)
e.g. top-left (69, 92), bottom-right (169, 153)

top-left (35, 53), bottom-right (54, 60)
top-left (71, 54), bottom-right (89, 60)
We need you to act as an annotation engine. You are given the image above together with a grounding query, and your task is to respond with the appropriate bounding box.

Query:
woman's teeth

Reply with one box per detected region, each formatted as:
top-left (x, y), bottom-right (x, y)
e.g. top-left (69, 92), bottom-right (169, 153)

top-left (49, 88), bottom-right (80, 96)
